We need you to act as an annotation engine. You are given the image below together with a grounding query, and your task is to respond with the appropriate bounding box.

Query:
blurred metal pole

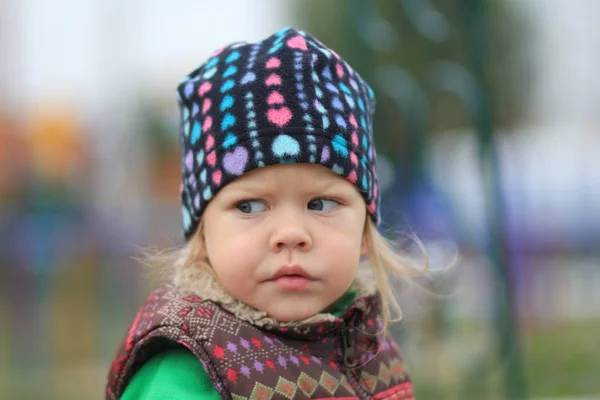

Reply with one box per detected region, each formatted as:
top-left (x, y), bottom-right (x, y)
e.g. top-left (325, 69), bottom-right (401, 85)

top-left (462, 0), bottom-right (526, 398)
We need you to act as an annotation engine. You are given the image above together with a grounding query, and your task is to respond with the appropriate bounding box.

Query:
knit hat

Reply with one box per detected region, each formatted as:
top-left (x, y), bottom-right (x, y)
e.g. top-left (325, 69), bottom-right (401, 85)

top-left (176, 27), bottom-right (379, 240)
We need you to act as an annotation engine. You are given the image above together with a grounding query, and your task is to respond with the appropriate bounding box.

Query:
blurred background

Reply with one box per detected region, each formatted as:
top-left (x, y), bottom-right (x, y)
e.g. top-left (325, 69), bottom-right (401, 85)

top-left (1, 0), bottom-right (599, 399)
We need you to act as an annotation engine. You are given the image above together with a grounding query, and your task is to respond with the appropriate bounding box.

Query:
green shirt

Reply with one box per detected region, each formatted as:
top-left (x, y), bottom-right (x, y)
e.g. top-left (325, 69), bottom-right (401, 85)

top-left (122, 290), bottom-right (357, 399)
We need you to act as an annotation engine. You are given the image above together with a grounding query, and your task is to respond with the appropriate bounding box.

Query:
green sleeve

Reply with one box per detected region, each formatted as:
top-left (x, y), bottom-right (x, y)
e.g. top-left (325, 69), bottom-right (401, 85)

top-left (121, 346), bottom-right (222, 400)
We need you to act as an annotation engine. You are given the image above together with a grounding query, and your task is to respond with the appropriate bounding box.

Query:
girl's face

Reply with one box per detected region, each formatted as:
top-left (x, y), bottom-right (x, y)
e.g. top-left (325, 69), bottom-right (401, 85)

top-left (201, 163), bottom-right (368, 322)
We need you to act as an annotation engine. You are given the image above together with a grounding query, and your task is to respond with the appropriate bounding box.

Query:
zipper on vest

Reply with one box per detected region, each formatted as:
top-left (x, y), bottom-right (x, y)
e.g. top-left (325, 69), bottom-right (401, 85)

top-left (341, 325), bottom-right (357, 368)
top-left (340, 321), bottom-right (369, 399)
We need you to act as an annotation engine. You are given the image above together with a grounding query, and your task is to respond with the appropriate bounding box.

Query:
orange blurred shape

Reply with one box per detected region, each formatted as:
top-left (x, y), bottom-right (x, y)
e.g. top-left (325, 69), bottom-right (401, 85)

top-left (28, 108), bottom-right (89, 184)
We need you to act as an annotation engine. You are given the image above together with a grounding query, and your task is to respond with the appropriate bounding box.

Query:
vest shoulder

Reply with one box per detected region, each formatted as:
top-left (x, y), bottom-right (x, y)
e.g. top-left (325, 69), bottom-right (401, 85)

top-left (130, 283), bottom-right (242, 343)
top-left (106, 284), bottom-right (237, 399)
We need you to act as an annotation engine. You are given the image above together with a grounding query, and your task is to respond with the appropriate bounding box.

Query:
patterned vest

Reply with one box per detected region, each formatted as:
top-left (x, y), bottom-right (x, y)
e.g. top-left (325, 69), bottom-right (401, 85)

top-left (106, 284), bottom-right (414, 399)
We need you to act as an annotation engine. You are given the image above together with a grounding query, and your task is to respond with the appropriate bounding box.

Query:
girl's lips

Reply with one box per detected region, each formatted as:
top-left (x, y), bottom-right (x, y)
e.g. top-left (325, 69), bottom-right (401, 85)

top-left (269, 264), bottom-right (313, 280)
top-left (271, 275), bottom-right (313, 291)
top-left (267, 264), bottom-right (315, 290)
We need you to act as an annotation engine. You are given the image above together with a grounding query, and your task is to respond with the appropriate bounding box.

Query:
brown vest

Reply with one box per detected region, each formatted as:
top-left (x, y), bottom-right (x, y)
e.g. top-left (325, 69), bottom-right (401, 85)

top-left (106, 283), bottom-right (414, 399)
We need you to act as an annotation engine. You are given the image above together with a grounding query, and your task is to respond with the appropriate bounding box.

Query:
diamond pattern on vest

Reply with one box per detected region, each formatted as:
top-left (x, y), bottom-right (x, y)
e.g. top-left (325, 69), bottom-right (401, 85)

top-left (106, 284), bottom-right (414, 399)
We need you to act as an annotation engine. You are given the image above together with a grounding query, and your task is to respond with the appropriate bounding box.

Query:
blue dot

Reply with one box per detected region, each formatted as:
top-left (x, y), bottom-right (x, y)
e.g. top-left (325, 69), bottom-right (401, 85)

top-left (225, 51), bottom-right (241, 63)
top-left (345, 94), bottom-right (356, 109)
top-left (220, 79), bottom-right (235, 93)
top-left (268, 43), bottom-right (283, 54)
top-left (220, 95), bottom-right (234, 112)
top-left (182, 106), bottom-right (190, 121)
top-left (223, 133), bottom-right (238, 148)
top-left (205, 57), bottom-right (219, 69)
top-left (221, 113), bottom-right (236, 130)
top-left (332, 134), bottom-right (349, 156)
top-left (315, 87), bottom-right (323, 98)
top-left (272, 134), bottom-right (301, 158)
top-left (335, 114), bottom-right (347, 129)
top-left (358, 98), bottom-right (365, 112)
top-left (223, 65), bottom-right (238, 78)
top-left (182, 206), bottom-right (191, 231)
top-left (332, 164), bottom-right (344, 175)
top-left (182, 121), bottom-right (190, 137)
top-left (332, 97), bottom-right (343, 111)
top-left (191, 121), bottom-right (202, 144)
top-left (184, 82), bottom-right (194, 98)
top-left (339, 83), bottom-right (351, 95)
top-left (275, 27), bottom-right (290, 37)
top-left (326, 83), bottom-right (339, 94)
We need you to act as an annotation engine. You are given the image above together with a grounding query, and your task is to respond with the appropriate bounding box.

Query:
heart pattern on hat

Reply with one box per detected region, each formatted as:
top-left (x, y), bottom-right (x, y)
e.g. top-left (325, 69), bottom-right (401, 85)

top-left (177, 27), bottom-right (379, 239)
top-left (223, 146), bottom-right (248, 176)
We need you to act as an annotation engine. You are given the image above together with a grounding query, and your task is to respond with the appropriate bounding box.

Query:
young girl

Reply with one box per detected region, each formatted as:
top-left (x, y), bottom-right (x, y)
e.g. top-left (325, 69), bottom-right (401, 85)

top-left (106, 27), bottom-right (421, 400)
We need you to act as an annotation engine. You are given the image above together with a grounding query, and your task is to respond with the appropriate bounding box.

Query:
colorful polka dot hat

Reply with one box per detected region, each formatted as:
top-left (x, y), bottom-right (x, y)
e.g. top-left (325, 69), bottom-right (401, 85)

top-left (177, 27), bottom-right (379, 239)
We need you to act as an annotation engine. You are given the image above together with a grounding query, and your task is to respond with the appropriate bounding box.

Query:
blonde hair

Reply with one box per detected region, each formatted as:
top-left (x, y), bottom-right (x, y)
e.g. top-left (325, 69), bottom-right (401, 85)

top-left (141, 217), bottom-right (427, 331)
top-left (362, 218), bottom-right (428, 330)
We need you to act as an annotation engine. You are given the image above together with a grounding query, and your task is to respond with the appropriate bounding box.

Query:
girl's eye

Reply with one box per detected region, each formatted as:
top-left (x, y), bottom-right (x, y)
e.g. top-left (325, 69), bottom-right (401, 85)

top-left (236, 200), bottom-right (266, 214)
top-left (307, 198), bottom-right (340, 211)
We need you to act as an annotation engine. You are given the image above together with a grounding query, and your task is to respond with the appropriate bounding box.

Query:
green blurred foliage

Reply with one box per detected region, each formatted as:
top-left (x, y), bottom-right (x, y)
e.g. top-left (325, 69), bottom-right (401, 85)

top-left (295, 0), bottom-right (532, 146)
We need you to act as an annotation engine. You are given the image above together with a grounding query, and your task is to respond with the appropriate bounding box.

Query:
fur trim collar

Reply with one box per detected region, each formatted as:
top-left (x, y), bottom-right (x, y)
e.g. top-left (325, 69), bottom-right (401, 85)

top-left (172, 265), bottom-right (377, 328)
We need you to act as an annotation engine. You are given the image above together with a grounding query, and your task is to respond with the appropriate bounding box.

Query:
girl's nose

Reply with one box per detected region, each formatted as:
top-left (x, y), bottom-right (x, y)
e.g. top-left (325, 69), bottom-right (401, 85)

top-left (269, 212), bottom-right (312, 252)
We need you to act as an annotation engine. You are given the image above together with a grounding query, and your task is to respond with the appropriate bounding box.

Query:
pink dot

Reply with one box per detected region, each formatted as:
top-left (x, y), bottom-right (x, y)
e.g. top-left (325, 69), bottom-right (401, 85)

top-left (349, 114), bottom-right (357, 128)
top-left (205, 134), bottom-right (215, 150)
top-left (203, 116), bottom-right (213, 133)
top-left (348, 170), bottom-right (357, 183)
top-left (351, 133), bottom-right (359, 146)
top-left (202, 98), bottom-right (212, 114)
top-left (198, 82), bottom-right (212, 96)
top-left (368, 201), bottom-right (376, 214)
top-left (286, 35), bottom-right (308, 51)
top-left (212, 169), bottom-right (222, 185)
top-left (267, 107), bottom-right (293, 127)
top-left (206, 151), bottom-right (216, 166)
top-left (267, 91), bottom-right (285, 105)
top-left (265, 74), bottom-right (282, 86)
top-left (336, 64), bottom-right (345, 78)
top-left (266, 57), bottom-right (281, 69)
top-left (350, 152), bottom-right (358, 166)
